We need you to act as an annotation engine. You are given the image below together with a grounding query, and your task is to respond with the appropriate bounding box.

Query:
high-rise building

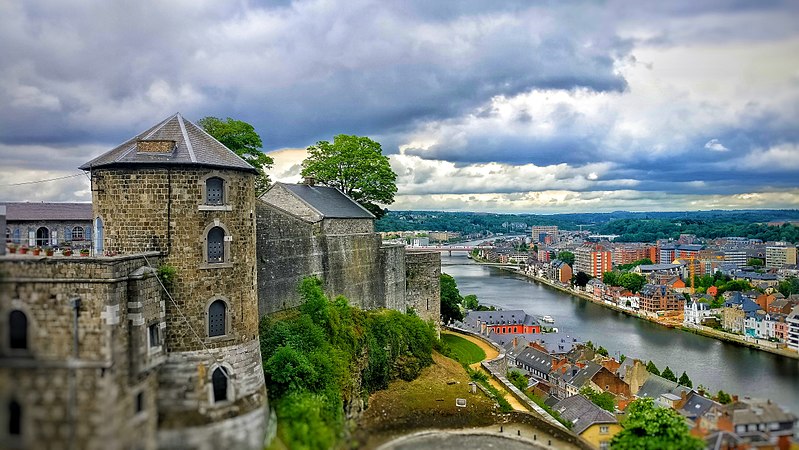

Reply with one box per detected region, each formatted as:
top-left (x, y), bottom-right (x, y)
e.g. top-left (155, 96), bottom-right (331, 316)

top-left (574, 244), bottom-right (612, 277)
top-left (531, 225), bottom-right (558, 243)
top-left (766, 244), bottom-right (797, 268)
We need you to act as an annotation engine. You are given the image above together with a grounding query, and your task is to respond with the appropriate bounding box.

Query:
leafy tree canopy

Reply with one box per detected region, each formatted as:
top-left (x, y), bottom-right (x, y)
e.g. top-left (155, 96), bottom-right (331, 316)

top-left (557, 251), bottom-right (575, 266)
top-left (778, 276), bottom-right (799, 297)
top-left (301, 135), bottom-right (397, 218)
top-left (618, 272), bottom-right (647, 293)
top-left (463, 294), bottom-right (479, 310)
top-left (717, 390), bottom-right (732, 404)
top-left (198, 116), bottom-right (274, 196)
top-left (580, 387), bottom-right (615, 412)
top-left (611, 398), bottom-right (704, 450)
top-left (440, 273), bottom-right (464, 323)
top-left (617, 258), bottom-right (653, 271)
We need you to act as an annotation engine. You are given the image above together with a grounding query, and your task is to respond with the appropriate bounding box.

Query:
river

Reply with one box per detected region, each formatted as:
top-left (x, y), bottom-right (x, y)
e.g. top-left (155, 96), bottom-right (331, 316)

top-left (441, 252), bottom-right (799, 416)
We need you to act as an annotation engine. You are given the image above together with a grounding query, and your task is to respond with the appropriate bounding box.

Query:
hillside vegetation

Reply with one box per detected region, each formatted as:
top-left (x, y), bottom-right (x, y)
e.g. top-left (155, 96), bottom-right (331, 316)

top-left (260, 277), bottom-right (437, 450)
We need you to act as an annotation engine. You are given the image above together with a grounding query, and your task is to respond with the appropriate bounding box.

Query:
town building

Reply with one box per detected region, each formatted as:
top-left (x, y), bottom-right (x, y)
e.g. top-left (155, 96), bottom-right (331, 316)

top-left (611, 243), bottom-right (657, 266)
top-left (638, 284), bottom-right (683, 315)
top-left (552, 395), bottom-right (620, 450)
top-left (766, 244), bottom-right (797, 269)
top-left (574, 244), bottom-right (612, 278)
top-left (2, 202), bottom-right (92, 249)
top-left (550, 259), bottom-right (573, 284)
top-left (788, 305), bottom-right (799, 352)
top-left (531, 225), bottom-right (558, 243)
top-left (684, 300), bottom-right (714, 326)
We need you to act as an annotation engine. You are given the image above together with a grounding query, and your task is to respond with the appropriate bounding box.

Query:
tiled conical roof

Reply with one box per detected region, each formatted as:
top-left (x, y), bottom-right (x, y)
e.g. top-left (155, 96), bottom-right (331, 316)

top-left (79, 113), bottom-right (258, 173)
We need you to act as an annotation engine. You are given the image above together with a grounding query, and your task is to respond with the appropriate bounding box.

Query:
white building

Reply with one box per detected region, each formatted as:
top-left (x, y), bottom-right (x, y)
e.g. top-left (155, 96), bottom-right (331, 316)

top-left (788, 305), bottom-right (799, 352)
top-left (684, 301), bottom-right (714, 326)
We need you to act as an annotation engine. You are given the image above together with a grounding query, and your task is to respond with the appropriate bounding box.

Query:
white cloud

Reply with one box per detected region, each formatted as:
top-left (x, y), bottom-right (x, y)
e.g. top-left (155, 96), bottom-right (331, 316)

top-left (704, 139), bottom-right (729, 152)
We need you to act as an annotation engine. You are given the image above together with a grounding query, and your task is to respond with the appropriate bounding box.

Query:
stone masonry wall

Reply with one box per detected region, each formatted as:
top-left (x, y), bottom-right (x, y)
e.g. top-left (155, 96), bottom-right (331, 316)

top-left (0, 254), bottom-right (162, 450)
top-left (256, 202), bottom-right (386, 314)
top-left (380, 244), bottom-right (406, 312)
top-left (92, 166), bottom-right (267, 445)
top-left (405, 251), bottom-right (442, 324)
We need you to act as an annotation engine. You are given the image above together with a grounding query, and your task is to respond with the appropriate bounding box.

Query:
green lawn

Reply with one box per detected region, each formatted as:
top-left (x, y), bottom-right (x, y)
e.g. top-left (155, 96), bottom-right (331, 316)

top-left (442, 333), bottom-right (486, 365)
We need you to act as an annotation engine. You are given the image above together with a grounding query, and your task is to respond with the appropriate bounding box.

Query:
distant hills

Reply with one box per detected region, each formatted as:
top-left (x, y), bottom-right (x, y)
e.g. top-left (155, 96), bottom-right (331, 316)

top-left (376, 210), bottom-right (799, 242)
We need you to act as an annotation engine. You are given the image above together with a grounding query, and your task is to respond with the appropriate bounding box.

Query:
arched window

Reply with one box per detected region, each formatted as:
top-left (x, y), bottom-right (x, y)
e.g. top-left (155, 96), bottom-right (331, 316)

top-left (206, 177), bottom-right (224, 205)
top-left (35, 227), bottom-right (49, 247)
top-left (9, 400), bottom-right (21, 435)
top-left (208, 300), bottom-right (226, 337)
top-left (207, 227), bottom-right (225, 263)
top-left (72, 226), bottom-right (84, 241)
top-left (9, 310), bottom-right (28, 350)
top-left (212, 367), bottom-right (229, 402)
top-left (12, 228), bottom-right (20, 244)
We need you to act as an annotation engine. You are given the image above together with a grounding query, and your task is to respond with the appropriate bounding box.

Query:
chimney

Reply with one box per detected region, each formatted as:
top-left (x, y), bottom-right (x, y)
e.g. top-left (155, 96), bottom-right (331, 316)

top-left (513, 337), bottom-right (518, 348)
top-left (303, 176), bottom-right (316, 186)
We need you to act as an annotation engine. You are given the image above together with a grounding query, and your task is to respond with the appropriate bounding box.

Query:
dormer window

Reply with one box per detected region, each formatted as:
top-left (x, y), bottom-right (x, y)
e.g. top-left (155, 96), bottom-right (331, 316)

top-left (206, 177), bottom-right (224, 205)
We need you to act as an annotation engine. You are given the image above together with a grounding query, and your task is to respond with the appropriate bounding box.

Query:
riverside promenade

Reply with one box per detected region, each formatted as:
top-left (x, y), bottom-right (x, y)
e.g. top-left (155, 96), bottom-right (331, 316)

top-left (493, 264), bottom-right (799, 361)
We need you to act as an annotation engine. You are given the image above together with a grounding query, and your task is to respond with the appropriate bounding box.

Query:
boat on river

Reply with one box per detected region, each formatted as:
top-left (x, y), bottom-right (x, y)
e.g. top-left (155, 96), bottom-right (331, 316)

top-left (540, 315), bottom-right (555, 323)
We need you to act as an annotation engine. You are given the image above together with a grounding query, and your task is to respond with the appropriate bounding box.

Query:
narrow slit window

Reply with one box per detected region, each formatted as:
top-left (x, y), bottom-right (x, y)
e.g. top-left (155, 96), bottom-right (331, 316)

top-left (9, 400), bottom-right (21, 435)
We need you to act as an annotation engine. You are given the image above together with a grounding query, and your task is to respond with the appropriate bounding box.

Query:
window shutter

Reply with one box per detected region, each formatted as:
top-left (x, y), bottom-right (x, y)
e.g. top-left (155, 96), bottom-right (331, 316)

top-left (208, 227), bottom-right (224, 263)
top-left (64, 227), bottom-right (72, 241)
top-left (209, 300), bottom-right (226, 337)
top-left (206, 177), bottom-right (224, 205)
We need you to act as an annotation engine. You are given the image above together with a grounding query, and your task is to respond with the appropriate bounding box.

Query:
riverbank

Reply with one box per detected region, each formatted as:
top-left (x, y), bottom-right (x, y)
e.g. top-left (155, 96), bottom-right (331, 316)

top-left (489, 264), bottom-right (799, 361)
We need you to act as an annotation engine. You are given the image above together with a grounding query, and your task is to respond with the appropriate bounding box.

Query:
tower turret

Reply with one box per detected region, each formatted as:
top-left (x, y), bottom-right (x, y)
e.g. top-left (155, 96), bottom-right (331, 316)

top-left (80, 113), bottom-right (268, 449)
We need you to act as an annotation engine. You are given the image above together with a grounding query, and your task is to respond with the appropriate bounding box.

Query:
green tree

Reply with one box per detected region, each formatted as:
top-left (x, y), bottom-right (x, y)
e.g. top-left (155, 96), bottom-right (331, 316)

top-left (440, 273), bottom-right (464, 323)
top-left (678, 371), bottom-right (692, 388)
top-left (198, 117), bottom-right (274, 196)
top-left (778, 276), bottom-right (799, 297)
top-left (618, 272), bottom-right (646, 293)
top-left (580, 387), bottom-right (615, 412)
top-left (716, 390), bottom-right (732, 404)
top-left (557, 251), bottom-right (575, 266)
top-left (747, 258), bottom-right (764, 267)
top-left (611, 398), bottom-right (704, 450)
top-left (603, 271), bottom-right (619, 286)
top-left (463, 294), bottom-right (479, 310)
top-left (301, 135), bottom-right (397, 218)
top-left (596, 346), bottom-right (609, 357)
top-left (573, 271), bottom-right (591, 287)
top-left (646, 361), bottom-right (660, 376)
top-left (661, 366), bottom-right (677, 382)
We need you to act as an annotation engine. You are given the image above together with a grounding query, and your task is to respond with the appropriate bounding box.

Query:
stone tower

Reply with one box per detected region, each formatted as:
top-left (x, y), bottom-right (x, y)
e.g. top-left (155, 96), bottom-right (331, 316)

top-left (79, 113), bottom-right (268, 449)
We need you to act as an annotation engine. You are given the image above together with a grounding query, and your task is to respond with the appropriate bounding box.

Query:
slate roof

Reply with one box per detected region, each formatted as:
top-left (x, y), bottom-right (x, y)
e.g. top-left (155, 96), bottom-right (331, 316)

top-left (466, 310), bottom-right (540, 327)
top-left (636, 263), bottom-right (682, 272)
top-left (679, 391), bottom-right (719, 420)
top-left (276, 183), bottom-right (375, 219)
top-left (636, 374), bottom-right (690, 399)
top-left (515, 347), bottom-right (552, 374)
top-left (1, 202), bottom-right (92, 221)
top-left (552, 394), bottom-right (618, 435)
top-left (732, 400), bottom-right (797, 426)
top-left (567, 361), bottom-right (602, 388)
top-left (79, 113), bottom-right (257, 173)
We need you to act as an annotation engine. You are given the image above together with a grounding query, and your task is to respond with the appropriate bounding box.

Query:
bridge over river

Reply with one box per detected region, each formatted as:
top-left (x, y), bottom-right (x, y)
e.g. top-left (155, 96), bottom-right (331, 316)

top-left (407, 245), bottom-right (493, 255)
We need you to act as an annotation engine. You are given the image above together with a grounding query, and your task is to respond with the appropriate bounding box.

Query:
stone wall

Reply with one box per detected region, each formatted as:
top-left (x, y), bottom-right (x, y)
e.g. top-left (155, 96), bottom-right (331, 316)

top-left (380, 244), bottom-right (406, 312)
top-left (0, 254), bottom-right (163, 450)
top-left (158, 404), bottom-right (268, 450)
top-left (91, 166), bottom-right (267, 446)
top-left (256, 202), bottom-right (387, 314)
top-left (405, 251), bottom-right (441, 323)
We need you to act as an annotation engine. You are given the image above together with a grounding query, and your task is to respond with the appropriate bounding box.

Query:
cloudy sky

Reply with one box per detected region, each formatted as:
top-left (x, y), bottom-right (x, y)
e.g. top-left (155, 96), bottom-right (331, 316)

top-left (1, 0), bottom-right (798, 213)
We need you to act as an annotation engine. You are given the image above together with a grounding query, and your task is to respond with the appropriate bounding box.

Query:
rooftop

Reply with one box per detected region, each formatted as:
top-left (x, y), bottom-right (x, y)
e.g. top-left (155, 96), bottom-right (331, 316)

top-left (79, 113), bottom-right (256, 173)
top-left (1, 202), bottom-right (92, 221)
top-left (274, 183), bottom-right (375, 219)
